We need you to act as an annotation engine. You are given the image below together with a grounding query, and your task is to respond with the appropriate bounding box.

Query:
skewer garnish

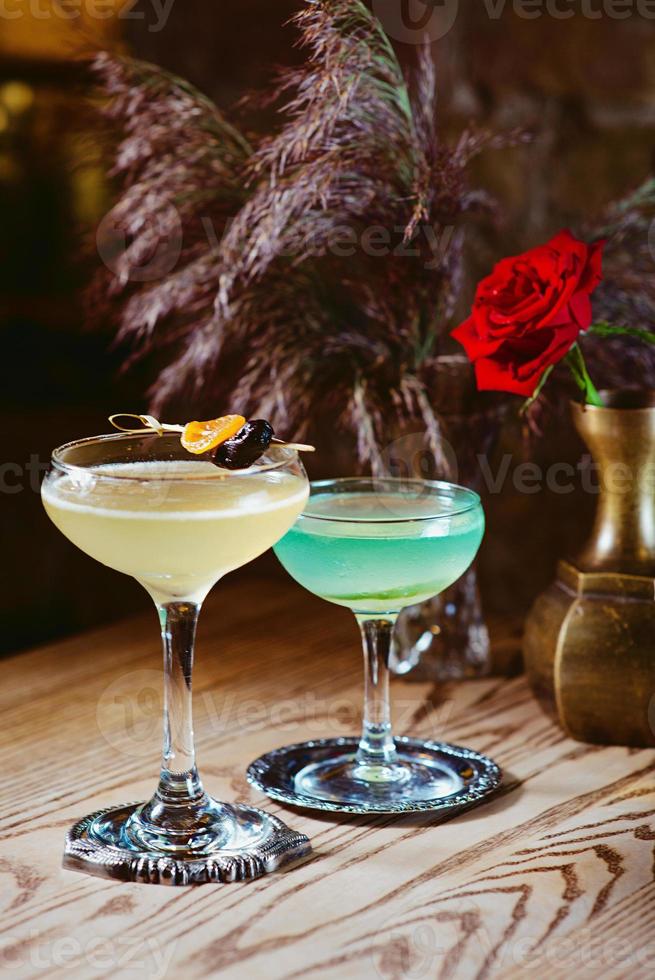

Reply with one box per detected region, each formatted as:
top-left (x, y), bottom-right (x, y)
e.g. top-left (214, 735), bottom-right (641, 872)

top-left (109, 414), bottom-right (315, 468)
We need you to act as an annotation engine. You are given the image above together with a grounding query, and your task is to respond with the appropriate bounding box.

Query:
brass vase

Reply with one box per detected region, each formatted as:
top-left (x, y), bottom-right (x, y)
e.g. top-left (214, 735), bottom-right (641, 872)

top-left (524, 390), bottom-right (655, 747)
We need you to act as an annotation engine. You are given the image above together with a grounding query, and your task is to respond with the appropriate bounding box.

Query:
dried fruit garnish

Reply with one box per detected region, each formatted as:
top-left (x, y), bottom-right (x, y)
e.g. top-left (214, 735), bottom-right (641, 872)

top-left (180, 415), bottom-right (246, 455)
top-left (212, 420), bottom-right (275, 469)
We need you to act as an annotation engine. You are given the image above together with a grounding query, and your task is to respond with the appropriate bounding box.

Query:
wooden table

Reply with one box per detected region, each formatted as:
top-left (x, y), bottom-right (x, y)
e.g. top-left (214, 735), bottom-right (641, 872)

top-left (1, 577), bottom-right (654, 979)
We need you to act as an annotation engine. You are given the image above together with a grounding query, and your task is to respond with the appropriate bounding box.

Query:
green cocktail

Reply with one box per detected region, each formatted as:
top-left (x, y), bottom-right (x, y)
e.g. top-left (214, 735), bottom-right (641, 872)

top-left (256, 477), bottom-right (491, 814)
top-left (274, 488), bottom-right (484, 615)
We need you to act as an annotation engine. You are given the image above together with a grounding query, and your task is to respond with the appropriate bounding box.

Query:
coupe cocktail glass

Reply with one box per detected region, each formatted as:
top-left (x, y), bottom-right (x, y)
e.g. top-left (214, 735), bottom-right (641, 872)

top-left (249, 477), bottom-right (499, 814)
top-left (42, 431), bottom-right (310, 884)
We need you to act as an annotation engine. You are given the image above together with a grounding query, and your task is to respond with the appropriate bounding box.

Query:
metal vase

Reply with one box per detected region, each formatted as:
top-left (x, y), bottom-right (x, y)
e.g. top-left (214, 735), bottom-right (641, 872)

top-left (523, 390), bottom-right (655, 746)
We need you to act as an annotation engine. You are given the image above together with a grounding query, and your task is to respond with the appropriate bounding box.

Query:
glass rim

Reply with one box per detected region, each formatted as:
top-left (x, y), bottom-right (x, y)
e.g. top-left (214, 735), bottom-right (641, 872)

top-left (300, 477), bottom-right (482, 524)
top-left (50, 431), bottom-right (299, 481)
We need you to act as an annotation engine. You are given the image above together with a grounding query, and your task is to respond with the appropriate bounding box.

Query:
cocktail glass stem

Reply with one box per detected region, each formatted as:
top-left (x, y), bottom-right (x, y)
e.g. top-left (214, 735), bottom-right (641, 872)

top-left (157, 601), bottom-right (205, 804)
top-left (131, 599), bottom-right (223, 848)
top-left (355, 615), bottom-right (399, 772)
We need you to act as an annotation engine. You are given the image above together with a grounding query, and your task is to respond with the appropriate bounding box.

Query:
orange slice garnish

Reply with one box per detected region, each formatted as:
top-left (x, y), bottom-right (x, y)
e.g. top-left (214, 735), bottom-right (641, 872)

top-left (181, 415), bottom-right (246, 455)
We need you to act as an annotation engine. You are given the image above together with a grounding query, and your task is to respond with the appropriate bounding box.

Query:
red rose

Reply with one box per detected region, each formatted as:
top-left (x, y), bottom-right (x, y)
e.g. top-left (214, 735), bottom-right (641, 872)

top-left (452, 230), bottom-right (605, 397)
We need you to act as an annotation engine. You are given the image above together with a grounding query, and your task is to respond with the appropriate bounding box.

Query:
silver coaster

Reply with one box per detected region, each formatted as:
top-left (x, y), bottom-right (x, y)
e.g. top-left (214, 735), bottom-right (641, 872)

top-left (247, 736), bottom-right (502, 815)
top-left (63, 801), bottom-right (312, 885)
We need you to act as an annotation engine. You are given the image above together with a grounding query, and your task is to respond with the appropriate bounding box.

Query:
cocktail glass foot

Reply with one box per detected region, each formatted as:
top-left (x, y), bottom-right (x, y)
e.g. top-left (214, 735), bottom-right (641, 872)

top-left (248, 736), bottom-right (501, 815)
top-left (64, 800), bottom-right (311, 885)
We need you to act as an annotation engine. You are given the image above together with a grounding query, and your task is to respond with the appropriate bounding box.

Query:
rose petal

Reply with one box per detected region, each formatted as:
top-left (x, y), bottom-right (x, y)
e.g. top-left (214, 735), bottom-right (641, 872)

top-left (473, 354), bottom-right (540, 396)
top-left (568, 291), bottom-right (592, 331)
top-left (512, 321), bottom-right (580, 382)
top-left (452, 316), bottom-right (507, 358)
top-left (578, 238), bottom-right (606, 293)
top-left (451, 317), bottom-right (480, 357)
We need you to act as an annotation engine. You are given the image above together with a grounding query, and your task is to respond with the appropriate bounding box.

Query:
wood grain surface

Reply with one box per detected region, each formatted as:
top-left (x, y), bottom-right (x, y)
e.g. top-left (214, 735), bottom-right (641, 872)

top-left (1, 577), bottom-right (654, 980)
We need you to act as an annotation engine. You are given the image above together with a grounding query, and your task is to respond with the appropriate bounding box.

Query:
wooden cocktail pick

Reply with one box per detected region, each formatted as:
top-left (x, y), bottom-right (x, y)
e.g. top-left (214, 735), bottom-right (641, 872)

top-left (108, 414), bottom-right (315, 453)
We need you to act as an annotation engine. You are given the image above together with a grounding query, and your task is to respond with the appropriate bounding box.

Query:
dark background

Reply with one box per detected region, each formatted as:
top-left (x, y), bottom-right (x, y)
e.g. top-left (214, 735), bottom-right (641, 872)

top-left (1, 2), bottom-right (653, 654)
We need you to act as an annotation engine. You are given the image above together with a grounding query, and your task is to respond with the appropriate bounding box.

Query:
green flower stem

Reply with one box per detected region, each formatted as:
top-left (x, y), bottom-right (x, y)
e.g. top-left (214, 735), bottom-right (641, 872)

top-left (589, 321), bottom-right (655, 344)
top-left (520, 364), bottom-right (554, 415)
top-left (565, 343), bottom-right (604, 407)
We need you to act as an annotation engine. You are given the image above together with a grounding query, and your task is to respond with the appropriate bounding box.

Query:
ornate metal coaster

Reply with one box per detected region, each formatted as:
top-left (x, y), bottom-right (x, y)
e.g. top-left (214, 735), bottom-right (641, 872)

top-left (63, 801), bottom-right (312, 885)
top-left (247, 736), bottom-right (502, 815)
